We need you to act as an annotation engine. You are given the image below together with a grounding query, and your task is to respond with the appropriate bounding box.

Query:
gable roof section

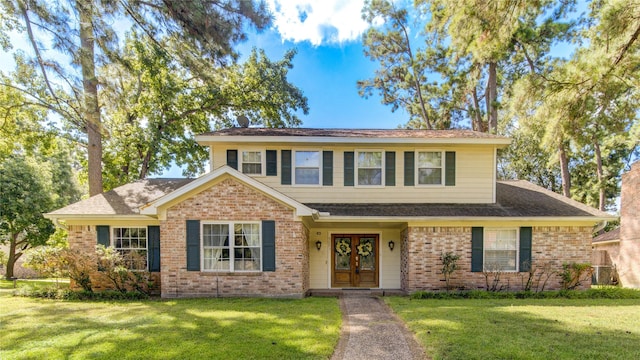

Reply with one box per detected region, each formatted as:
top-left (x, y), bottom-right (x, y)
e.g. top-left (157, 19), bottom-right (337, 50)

top-left (139, 166), bottom-right (316, 218)
top-left (306, 180), bottom-right (614, 221)
top-left (46, 178), bottom-right (194, 220)
top-left (196, 128), bottom-right (511, 146)
top-left (47, 168), bottom-right (317, 221)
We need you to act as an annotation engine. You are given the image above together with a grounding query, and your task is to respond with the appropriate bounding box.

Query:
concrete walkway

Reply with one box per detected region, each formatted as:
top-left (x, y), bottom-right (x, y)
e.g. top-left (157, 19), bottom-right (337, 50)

top-left (331, 296), bottom-right (427, 360)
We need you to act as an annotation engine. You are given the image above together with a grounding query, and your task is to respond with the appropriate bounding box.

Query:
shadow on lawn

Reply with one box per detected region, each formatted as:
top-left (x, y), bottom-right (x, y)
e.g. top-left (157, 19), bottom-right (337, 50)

top-left (394, 299), bottom-right (640, 360)
top-left (0, 296), bottom-right (339, 360)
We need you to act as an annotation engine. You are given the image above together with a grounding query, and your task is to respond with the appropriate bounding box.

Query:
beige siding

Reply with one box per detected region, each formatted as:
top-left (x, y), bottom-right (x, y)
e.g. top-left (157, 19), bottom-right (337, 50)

top-left (308, 227), bottom-right (401, 289)
top-left (211, 144), bottom-right (496, 204)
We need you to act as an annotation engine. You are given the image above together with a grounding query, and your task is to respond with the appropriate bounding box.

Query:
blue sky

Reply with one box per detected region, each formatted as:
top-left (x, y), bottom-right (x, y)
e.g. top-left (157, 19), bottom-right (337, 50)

top-left (238, 0), bottom-right (409, 129)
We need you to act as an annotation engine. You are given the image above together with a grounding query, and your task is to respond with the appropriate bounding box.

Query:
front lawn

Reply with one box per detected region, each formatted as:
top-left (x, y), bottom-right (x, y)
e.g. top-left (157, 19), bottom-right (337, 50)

top-left (387, 296), bottom-right (640, 360)
top-left (0, 280), bottom-right (341, 359)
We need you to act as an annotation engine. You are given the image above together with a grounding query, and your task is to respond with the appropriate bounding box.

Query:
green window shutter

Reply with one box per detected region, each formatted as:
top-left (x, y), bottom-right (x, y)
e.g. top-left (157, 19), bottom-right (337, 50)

top-left (519, 227), bottom-right (532, 272)
top-left (262, 220), bottom-right (276, 272)
top-left (445, 151), bottom-right (456, 186)
top-left (186, 220), bottom-right (200, 271)
top-left (227, 150), bottom-right (238, 170)
top-left (266, 150), bottom-right (277, 176)
top-left (404, 152), bottom-right (415, 186)
top-left (471, 227), bottom-right (484, 272)
top-left (385, 151), bottom-right (396, 186)
top-left (344, 151), bottom-right (354, 186)
top-left (97, 225), bottom-right (110, 247)
top-left (323, 151), bottom-right (333, 186)
top-left (281, 150), bottom-right (292, 185)
top-left (148, 225), bottom-right (161, 272)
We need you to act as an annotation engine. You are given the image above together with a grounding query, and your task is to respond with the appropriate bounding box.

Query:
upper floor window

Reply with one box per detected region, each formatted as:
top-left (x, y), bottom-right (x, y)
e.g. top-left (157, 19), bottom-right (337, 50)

top-left (202, 222), bottom-right (261, 272)
top-left (484, 229), bottom-right (518, 272)
top-left (113, 227), bottom-right (147, 270)
top-left (357, 151), bottom-right (383, 186)
top-left (417, 151), bottom-right (443, 185)
top-left (241, 151), bottom-right (262, 175)
top-left (294, 151), bottom-right (321, 185)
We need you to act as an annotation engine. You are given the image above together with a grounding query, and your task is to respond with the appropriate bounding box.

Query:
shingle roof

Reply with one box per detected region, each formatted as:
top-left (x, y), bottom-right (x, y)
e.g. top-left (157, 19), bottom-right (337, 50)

top-left (48, 178), bottom-right (612, 221)
top-left (593, 228), bottom-right (621, 243)
top-left (48, 178), bottom-right (195, 216)
top-left (198, 127), bottom-right (509, 140)
top-left (305, 181), bottom-right (612, 219)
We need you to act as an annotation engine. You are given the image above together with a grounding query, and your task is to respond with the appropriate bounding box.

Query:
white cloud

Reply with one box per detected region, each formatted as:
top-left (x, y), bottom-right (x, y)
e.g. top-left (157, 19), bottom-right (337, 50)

top-left (265, 0), bottom-right (370, 45)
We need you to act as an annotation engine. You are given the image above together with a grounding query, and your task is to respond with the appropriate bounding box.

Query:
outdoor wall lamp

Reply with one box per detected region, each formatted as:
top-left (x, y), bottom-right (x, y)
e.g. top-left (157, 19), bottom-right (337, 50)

top-left (388, 240), bottom-right (395, 251)
top-left (315, 240), bottom-right (322, 251)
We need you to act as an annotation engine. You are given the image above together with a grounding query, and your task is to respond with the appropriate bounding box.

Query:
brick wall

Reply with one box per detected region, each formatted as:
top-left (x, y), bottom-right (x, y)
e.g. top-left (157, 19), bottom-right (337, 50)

top-left (403, 225), bottom-right (593, 292)
top-left (160, 178), bottom-right (309, 298)
top-left (619, 161), bottom-right (640, 287)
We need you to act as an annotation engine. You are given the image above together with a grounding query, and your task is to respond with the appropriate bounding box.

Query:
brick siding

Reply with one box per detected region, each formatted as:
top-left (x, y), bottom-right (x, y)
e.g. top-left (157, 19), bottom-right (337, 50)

top-left (619, 162), bottom-right (640, 287)
top-left (402, 225), bottom-right (593, 292)
top-left (160, 178), bottom-right (309, 298)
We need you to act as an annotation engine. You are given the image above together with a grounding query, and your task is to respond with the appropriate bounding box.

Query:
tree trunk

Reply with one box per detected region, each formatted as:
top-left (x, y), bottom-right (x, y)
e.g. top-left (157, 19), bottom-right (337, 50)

top-left (558, 140), bottom-right (571, 198)
top-left (594, 138), bottom-right (606, 211)
top-left (471, 87), bottom-right (484, 132)
top-left (485, 62), bottom-right (498, 134)
top-left (78, 0), bottom-right (103, 196)
top-left (5, 234), bottom-right (18, 280)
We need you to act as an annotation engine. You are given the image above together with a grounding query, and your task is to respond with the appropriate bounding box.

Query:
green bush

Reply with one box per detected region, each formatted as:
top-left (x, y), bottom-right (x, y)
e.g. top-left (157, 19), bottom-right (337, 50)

top-left (14, 286), bottom-right (149, 300)
top-left (410, 286), bottom-right (640, 300)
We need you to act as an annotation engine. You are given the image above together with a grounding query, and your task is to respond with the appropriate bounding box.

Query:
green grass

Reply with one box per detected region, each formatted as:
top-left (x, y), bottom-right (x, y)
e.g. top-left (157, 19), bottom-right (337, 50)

top-left (386, 296), bottom-right (640, 360)
top-left (0, 281), bottom-right (341, 359)
top-left (0, 278), bottom-right (70, 290)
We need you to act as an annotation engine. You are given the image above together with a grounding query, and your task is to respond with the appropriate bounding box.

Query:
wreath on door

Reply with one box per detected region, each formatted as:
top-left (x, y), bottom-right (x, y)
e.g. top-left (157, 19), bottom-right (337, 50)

top-left (335, 239), bottom-right (351, 256)
top-left (357, 241), bottom-right (373, 257)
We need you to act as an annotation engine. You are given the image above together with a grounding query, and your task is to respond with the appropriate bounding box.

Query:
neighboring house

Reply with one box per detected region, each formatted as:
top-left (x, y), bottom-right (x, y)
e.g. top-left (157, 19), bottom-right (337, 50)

top-left (592, 161), bottom-right (640, 288)
top-left (46, 128), bottom-right (614, 298)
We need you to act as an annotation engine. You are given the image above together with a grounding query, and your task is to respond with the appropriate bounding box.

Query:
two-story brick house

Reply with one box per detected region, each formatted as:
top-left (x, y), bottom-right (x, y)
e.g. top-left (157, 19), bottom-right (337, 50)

top-left (46, 128), bottom-right (614, 297)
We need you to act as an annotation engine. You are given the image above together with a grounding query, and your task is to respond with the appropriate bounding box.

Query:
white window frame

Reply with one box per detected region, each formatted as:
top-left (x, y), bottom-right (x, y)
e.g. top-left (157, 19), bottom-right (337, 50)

top-left (415, 150), bottom-right (445, 186)
top-left (201, 221), bottom-right (262, 272)
top-left (240, 150), bottom-right (265, 176)
top-left (293, 150), bottom-right (322, 186)
top-left (356, 149), bottom-right (385, 187)
top-left (483, 228), bottom-right (519, 272)
top-left (112, 227), bottom-right (148, 271)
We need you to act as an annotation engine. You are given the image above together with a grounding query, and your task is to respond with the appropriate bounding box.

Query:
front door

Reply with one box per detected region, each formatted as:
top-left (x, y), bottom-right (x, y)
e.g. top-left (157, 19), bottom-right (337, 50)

top-left (331, 234), bottom-right (379, 288)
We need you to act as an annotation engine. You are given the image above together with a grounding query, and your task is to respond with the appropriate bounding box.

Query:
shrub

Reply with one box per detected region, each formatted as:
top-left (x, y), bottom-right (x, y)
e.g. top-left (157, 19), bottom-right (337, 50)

top-left (560, 262), bottom-right (593, 290)
top-left (440, 252), bottom-right (460, 292)
top-left (24, 247), bottom-right (95, 292)
top-left (95, 245), bottom-right (154, 295)
top-left (410, 287), bottom-right (640, 300)
top-left (14, 286), bottom-right (149, 300)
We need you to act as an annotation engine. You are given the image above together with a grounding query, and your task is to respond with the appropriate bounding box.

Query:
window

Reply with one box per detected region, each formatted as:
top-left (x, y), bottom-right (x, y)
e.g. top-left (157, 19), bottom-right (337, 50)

top-left (241, 151), bottom-right (262, 175)
top-left (357, 151), bottom-right (383, 186)
top-left (113, 227), bottom-right (147, 270)
top-left (202, 222), bottom-right (261, 272)
top-left (417, 151), bottom-right (443, 185)
top-left (294, 151), bottom-right (321, 185)
top-left (484, 229), bottom-right (518, 271)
